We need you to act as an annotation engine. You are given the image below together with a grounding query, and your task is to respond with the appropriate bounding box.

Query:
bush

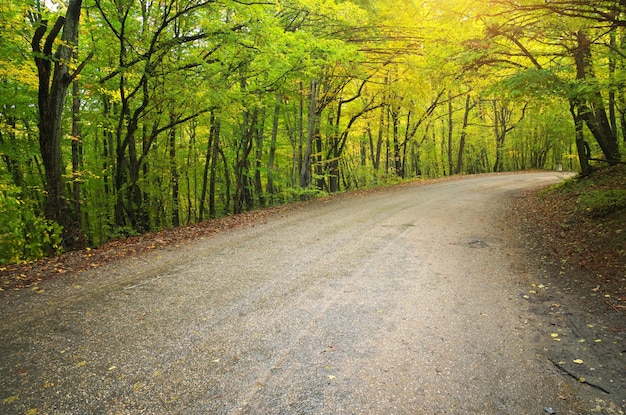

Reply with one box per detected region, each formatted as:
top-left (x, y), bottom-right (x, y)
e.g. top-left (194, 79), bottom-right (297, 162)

top-left (0, 184), bottom-right (63, 264)
top-left (578, 189), bottom-right (626, 217)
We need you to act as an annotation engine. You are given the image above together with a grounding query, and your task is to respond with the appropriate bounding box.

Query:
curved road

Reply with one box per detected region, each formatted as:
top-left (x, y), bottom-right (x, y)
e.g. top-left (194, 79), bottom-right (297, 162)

top-left (1, 172), bottom-right (591, 414)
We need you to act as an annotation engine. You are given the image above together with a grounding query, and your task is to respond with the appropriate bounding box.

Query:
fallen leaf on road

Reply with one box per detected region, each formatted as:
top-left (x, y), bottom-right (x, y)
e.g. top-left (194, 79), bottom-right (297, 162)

top-left (573, 359), bottom-right (584, 364)
top-left (3, 395), bottom-right (19, 404)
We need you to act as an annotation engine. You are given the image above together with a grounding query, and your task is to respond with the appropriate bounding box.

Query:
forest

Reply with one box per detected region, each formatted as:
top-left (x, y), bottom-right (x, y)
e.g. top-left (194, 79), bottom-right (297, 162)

top-left (0, 0), bottom-right (624, 263)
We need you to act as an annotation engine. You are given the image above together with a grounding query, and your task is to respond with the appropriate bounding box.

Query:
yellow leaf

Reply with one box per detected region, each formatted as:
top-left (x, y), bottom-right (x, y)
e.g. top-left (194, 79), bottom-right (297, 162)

top-left (3, 395), bottom-right (19, 404)
top-left (573, 359), bottom-right (584, 364)
top-left (26, 409), bottom-right (38, 415)
top-left (76, 361), bottom-right (87, 367)
top-left (327, 375), bottom-right (336, 380)
top-left (550, 333), bottom-right (559, 338)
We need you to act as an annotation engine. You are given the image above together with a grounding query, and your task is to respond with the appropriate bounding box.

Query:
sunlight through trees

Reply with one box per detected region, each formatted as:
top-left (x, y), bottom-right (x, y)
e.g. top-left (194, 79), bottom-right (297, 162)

top-left (1, 0), bottom-right (624, 261)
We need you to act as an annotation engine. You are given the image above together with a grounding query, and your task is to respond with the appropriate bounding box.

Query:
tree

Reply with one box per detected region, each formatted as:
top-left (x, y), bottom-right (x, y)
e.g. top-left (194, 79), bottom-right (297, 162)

top-left (32, 0), bottom-right (87, 249)
top-left (473, 0), bottom-right (623, 171)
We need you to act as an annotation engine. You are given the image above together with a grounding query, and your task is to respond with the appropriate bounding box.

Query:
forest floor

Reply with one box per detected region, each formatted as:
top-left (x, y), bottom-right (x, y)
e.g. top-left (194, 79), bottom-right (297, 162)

top-left (512, 164), bottom-right (626, 316)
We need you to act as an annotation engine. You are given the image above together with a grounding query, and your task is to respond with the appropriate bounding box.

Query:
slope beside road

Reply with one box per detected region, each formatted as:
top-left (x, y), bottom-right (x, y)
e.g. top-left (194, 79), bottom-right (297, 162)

top-left (1, 172), bottom-right (623, 414)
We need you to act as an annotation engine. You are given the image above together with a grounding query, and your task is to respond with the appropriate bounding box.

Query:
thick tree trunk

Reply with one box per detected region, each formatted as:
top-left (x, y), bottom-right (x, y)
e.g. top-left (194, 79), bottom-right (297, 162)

top-left (573, 31), bottom-right (621, 163)
top-left (570, 104), bottom-right (592, 176)
top-left (31, 0), bottom-right (85, 250)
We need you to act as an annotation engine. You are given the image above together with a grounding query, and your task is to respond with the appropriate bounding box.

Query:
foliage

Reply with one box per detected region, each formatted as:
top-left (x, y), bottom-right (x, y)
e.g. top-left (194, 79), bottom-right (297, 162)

top-left (0, 184), bottom-right (63, 263)
top-left (578, 190), bottom-right (626, 218)
top-left (0, 0), bottom-right (623, 264)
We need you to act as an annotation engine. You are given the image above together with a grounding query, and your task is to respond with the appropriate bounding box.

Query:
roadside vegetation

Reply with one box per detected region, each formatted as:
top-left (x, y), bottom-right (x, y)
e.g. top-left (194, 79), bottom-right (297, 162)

top-left (515, 165), bottom-right (626, 314)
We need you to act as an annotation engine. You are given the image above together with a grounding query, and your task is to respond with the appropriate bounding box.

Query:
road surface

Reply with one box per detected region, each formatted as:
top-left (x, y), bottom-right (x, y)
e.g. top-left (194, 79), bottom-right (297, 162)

top-left (1, 172), bottom-right (600, 414)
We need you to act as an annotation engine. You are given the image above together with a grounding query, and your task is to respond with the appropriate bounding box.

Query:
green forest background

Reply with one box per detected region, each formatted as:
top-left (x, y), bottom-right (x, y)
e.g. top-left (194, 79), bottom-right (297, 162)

top-left (1, 0), bottom-right (624, 263)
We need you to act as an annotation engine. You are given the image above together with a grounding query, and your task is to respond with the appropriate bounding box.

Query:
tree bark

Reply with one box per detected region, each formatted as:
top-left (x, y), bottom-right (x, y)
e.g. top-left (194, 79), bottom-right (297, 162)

top-left (456, 95), bottom-right (474, 175)
top-left (570, 103), bottom-right (592, 177)
top-left (169, 117), bottom-right (180, 228)
top-left (573, 31), bottom-right (621, 163)
top-left (300, 80), bottom-right (317, 189)
top-left (199, 111), bottom-right (216, 221)
top-left (32, 0), bottom-right (85, 250)
top-left (267, 97), bottom-right (281, 200)
top-left (446, 92), bottom-right (454, 176)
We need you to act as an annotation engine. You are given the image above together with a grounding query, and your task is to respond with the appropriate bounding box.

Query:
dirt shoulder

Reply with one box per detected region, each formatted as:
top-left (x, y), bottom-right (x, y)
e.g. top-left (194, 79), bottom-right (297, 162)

top-left (509, 165), bottom-right (626, 411)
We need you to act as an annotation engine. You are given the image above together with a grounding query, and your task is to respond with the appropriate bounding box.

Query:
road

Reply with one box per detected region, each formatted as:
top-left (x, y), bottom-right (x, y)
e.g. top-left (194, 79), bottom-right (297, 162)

top-left (1, 172), bottom-right (594, 414)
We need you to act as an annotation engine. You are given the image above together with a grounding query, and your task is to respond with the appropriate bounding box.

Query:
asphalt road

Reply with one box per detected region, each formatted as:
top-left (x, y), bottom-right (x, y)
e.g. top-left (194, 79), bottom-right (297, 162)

top-left (1, 172), bottom-right (597, 414)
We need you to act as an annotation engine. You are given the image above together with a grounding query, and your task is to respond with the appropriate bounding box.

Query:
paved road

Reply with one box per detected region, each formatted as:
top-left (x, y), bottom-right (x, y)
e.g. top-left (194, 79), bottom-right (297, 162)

top-left (1, 172), bottom-right (591, 414)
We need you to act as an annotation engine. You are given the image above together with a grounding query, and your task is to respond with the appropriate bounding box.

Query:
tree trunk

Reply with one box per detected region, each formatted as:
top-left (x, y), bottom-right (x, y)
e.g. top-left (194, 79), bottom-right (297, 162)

top-left (31, 0), bottom-right (85, 250)
top-left (71, 67), bottom-right (87, 246)
top-left (169, 117), bottom-right (180, 228)
top-left (0, 116), bottom-right (24, 188)
top-left (329, 101), bottom-right (342, 192)
top-left (573, 31), bottom-right (621, 163)
top-left (199, 111), bottom-right (216, 221)
top-left (391, 108), bottom-right (403, 177)
top-left (455, 95), bottom-right (474, 175)
top-left (254, 109), bottom-right (266, 207)
top-left (234, 106), bottom-right (257, 214)
top-left (208, 117), bottom-right (222, 219)
top-left (447, 92), bottom-right (454, 176)
top-left (267, 97), bottom-right (280, 200)
top-left (300, 80), bottom-right (317, 189)
top-left (570, 103), bottom-right (592, 177)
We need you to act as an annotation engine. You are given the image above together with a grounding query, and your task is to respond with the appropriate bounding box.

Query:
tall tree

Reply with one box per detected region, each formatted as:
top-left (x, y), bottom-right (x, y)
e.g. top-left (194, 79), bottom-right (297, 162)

top-left (32, 0), bottom-right (87, 249)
